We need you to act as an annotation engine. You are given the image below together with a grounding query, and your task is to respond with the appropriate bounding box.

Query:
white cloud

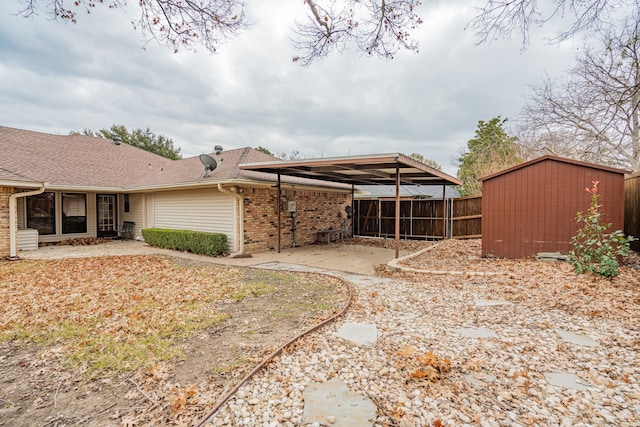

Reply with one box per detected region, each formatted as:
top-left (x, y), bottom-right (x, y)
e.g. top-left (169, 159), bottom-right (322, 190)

top-left (0, 1), bottom-right (578, 176)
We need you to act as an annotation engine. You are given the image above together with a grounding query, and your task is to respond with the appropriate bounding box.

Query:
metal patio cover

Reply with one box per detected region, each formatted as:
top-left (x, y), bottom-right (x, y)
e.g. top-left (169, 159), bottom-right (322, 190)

top-left (240, 153), bottom-right (462, 258)
top-left (239, 152), bottom-right (462, 187)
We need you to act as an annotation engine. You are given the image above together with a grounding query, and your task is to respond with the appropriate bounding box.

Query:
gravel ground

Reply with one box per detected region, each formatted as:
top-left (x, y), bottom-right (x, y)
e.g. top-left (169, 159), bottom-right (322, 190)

top-left (205, 239), bottom-right (640, 427)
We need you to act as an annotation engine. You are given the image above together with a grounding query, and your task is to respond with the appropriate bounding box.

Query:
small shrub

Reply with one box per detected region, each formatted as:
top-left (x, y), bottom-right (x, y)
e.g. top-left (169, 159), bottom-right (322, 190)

top-left (141, 228), bottom-right (228, 257)
top-left (567, 181), bottom-right (636, 278)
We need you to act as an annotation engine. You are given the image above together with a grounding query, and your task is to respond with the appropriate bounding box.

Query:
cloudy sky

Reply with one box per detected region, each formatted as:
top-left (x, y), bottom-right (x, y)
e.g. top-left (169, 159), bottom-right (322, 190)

top-left (0, 1), bottom-right (577, 175)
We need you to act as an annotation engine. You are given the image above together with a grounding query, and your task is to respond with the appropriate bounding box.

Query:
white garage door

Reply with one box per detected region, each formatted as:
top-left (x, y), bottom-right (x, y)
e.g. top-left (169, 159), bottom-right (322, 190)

top-left (153, 188), bottom-right (236, 250)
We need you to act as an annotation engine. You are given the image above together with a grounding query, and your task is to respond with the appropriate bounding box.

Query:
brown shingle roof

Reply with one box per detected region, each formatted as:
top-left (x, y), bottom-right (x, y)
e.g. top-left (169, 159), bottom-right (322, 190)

top-left (129, 146), bottom-right (283, 188)
top-left (0, 126), bottom-right (172, 188)
top-left (0, 126), bottom-right (350, 191)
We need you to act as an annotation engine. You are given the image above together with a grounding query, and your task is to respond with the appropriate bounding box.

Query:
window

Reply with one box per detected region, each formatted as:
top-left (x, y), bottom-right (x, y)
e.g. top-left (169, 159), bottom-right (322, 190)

top-left (27, 192), bottom-right (55, 235)
top-left (62, 193), bottom-right (87, 234)
top-left (124, 194), bottom-right (130, 213)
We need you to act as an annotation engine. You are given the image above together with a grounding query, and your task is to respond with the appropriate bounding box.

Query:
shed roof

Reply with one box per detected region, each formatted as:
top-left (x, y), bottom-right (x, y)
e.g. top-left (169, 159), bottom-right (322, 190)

top-left (239, 153), bottom-right (462, 187)
top-left (480, 155), bottom-right (631, 182)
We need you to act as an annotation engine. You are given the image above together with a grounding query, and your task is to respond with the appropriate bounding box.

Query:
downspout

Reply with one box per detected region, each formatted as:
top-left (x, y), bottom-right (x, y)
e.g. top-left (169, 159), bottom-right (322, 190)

top-left (217, 183), bottom-right (245, 257)
top-left (277, 173), bottom-right (281, 254)
top-left (9, 184), bottom-right (47, 259)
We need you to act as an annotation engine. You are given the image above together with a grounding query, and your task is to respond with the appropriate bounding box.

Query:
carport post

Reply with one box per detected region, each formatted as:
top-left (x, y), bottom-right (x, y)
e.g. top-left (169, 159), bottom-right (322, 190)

top-left (442, 184), bottom-right (446, 239)
top-left (351, 184), bottom-right (355, 238)
top-left (395, 163), bottom-right (400, 259)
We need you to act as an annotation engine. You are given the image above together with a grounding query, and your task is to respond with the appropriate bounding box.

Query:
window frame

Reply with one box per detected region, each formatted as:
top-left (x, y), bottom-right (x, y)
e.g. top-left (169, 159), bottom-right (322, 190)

top-left (26, 192), bottom-right (56, 235)
top-left (61, 192), bottom-right (88, 234)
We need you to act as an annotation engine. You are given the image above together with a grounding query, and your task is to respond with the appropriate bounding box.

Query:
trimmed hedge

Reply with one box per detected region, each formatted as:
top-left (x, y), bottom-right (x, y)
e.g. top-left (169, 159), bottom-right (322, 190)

top-left (141, 228), bottom-right (228, 257)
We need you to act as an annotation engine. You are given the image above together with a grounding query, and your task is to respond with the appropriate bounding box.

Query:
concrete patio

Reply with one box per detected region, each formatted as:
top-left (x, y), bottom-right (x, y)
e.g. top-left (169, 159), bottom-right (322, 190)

top-left (18, 239), bottom-right (412, 276)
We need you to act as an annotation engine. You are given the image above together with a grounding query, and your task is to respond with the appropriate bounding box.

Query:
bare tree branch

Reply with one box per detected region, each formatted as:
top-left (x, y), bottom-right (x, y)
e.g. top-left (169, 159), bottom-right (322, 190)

top-left (16, 0), bottom-right (249, 53)
top-left (16, 0), bottom-right (422, 64)
top-left (469, 0), bottom-right (635, 47)
top-left (293, 0), bottom-right (422, 65)
top-left (136, 0), bottom-right (249, 53)
top-left (14, 0), bottom-right (640, 65)
top-left (518, 14), bottom-right (640, 170)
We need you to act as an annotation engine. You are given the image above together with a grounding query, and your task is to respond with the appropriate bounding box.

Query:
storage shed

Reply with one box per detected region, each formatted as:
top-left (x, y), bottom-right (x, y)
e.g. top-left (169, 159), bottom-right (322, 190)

top-left (480, 155), bottom-right (629, 258)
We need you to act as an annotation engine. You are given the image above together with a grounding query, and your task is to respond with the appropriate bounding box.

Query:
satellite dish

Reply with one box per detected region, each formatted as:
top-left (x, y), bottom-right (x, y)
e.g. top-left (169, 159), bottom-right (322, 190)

top-left (199, 154), bottom-right (218, 178)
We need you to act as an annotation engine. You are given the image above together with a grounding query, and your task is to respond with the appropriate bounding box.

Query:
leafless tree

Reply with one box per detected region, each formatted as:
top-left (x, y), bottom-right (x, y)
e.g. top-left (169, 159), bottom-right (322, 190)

top-left (17, 0), bottom-right (249, 54)
top-left (15, 0), bottom-right (422, 64)
top-left (18, 1), bottom-right (640, 63)
top-left (276, 149), bottom-right (302, 160)
top-left (517, 15), bottom-right (640, 171)
top-left (292, 0), bottom-right (422, 65)
top-left (469, 0), bottom-right (638, 46)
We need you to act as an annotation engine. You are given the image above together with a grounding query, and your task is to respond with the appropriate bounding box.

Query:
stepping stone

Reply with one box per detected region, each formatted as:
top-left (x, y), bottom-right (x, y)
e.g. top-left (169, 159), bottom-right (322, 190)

top-left (554, 329), bottom-right (600, 347)
top-left (334, 322), bottom-right (378, 346)
top-left (537, 252), bottom-right (568, 261)
top-left (544, 372), bottom-right (590, 390)
top-left (476, 299), bottom-right (510, 307)
top-left (453, 327), bottom-right (499, 339)
top-left (400, 312), bottom-right (420, 320)
top-left (303, 377), bottom-right (377, 427)
top-left (464, 372), bottom-right (496, 389)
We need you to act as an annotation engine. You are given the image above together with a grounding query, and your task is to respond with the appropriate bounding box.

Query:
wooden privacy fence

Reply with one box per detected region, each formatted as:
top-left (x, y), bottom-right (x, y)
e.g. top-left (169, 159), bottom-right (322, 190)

top-left (625, 173), bottom-right (640, 252)
top-left (450, 196), bottom-right (482, 239)
top-left (354, 196), bottom-right (482, 240)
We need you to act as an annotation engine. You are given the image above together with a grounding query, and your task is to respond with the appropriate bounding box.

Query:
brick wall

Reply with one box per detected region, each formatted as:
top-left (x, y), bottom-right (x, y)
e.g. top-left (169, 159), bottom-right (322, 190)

top-left (242, 187), bottom-right (351, 253)
top-left (0, 187), bottom-right (14, 258)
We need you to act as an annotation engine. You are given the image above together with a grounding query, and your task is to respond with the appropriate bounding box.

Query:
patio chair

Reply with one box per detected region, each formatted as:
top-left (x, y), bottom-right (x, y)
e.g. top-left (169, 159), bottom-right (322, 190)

top-left (116, 221), bottom-right (135, 240)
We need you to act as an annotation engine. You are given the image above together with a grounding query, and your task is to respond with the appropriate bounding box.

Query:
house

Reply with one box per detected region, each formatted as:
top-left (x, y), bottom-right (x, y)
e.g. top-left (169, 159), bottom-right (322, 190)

top-left (480, 155), bottom-right (629, 258)
top-left (0, 126), bottom-right (354, 258)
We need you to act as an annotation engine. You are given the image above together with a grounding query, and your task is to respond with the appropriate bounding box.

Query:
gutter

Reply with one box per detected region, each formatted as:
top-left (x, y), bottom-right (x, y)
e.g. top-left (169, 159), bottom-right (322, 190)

top-left (125, 179), bottom-right (351, 193)
top-left (217, 183), bottom-right (246, 257)
top-left (9, 183), bottom-right (47, 259)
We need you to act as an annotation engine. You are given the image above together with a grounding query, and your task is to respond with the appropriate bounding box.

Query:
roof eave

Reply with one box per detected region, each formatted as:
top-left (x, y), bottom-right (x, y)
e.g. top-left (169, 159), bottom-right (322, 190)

top-left (44, 185), bottom-right (127, 193)
top-left (480, 155), bottom-right (632, 182)
top-left (124, 179), bottom-right (353, 193)
top-left (0, 179), bottom-right (46, 189)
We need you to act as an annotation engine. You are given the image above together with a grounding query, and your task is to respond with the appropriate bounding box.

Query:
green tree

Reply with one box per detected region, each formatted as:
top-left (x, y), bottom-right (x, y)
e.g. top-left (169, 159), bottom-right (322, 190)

top-left (409, 153), bottom-right (442, 171)
top-left (255, 146), bottom-right (274, 156)
top-left (456, 117), bottom-right (522, 196)
top-left (73, 125), bottom-right (182, 160)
